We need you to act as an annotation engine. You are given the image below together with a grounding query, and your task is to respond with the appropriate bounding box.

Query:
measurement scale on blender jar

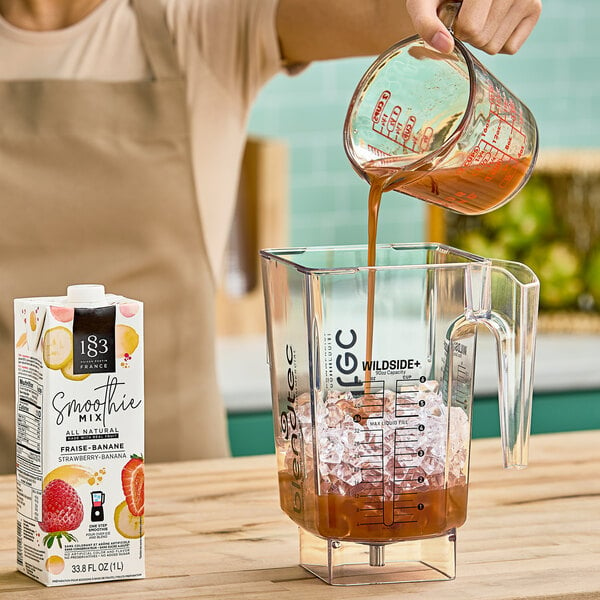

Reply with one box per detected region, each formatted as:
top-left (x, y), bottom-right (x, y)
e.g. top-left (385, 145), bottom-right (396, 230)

top-left (347, 375), bottom-right (430, 532)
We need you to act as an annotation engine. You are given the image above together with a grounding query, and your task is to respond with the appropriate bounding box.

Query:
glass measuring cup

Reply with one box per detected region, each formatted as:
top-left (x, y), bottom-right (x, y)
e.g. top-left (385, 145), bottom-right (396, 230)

top-left (261, 243), bottom-right (539, 585)
top-left (343, 16), bottom-right (539, 214)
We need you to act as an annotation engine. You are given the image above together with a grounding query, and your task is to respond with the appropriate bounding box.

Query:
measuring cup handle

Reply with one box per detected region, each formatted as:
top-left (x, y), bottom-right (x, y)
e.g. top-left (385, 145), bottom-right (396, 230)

top-left (439, 1), bottom-right (462, 34)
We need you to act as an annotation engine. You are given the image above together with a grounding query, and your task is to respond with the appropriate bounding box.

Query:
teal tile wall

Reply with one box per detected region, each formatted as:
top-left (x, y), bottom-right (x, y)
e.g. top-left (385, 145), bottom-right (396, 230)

top-left (248, 2), bottom-right (600, 246)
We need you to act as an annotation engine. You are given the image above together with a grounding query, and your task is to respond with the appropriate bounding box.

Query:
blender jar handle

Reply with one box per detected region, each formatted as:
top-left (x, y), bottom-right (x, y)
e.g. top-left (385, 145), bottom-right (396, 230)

top-left (481, 261), bottom-right (539, 469)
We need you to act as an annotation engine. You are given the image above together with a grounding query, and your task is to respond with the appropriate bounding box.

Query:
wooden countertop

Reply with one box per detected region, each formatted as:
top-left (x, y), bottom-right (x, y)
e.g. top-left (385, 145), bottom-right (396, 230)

top-left (1, 430), bottom-right (599, 599)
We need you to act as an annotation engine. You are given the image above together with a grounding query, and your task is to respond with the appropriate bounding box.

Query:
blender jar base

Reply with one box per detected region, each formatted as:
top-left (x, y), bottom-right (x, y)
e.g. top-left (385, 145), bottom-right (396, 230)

top-left (298, 527), bottom-right (456, 586)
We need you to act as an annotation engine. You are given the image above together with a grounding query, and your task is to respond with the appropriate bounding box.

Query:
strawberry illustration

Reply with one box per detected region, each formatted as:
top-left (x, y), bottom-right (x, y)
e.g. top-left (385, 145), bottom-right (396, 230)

top-left (121, 454), bottom-right (144, 517)
top-left (39, 479), bottom-right (84, 548)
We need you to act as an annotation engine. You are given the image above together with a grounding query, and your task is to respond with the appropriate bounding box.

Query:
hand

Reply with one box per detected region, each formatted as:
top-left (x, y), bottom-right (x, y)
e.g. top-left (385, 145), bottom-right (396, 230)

top-left (405, 0), bottom-right (542, 55)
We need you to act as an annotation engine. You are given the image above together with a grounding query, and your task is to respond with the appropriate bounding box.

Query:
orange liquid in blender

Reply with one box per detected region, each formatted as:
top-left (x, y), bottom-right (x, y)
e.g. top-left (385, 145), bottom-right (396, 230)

top-left (278, 473), bottom-right (468, 543)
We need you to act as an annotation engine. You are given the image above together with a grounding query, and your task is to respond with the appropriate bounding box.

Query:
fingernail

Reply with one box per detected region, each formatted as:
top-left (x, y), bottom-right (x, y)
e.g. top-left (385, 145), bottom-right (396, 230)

top-left (431, 30), bottom-right (454, 53)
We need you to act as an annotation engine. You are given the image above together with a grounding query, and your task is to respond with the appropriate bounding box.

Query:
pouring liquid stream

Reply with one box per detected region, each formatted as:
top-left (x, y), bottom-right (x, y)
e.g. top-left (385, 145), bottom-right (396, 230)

top-left (365, 171), bottom-right (415, 528)
top-left (364, 165), bottom-right (429, 387)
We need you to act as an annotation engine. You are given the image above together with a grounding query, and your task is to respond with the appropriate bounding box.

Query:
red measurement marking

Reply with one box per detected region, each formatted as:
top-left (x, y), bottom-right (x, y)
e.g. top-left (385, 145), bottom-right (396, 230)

top-left (372, 90), bottom-right (391, 124)
top-left (402, 115), bottom-right (416, 141)
top-left (387, 105), bottom-right (402, 133)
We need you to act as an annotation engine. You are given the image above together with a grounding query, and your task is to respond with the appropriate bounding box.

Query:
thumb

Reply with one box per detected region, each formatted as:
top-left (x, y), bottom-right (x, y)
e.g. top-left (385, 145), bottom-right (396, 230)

top-left (406, 0), bottom-right (455, 53)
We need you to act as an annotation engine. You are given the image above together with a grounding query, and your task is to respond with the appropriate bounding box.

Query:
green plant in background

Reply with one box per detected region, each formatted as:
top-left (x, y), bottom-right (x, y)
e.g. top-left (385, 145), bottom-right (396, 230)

top-left (525, 242), bottom-right (584, 309)
top-left (482, 178), bottom-right (556, 249)
top-left (451, 175), bottom-right (596, 312)
top-left (585, 246), bottom-right (600, 308)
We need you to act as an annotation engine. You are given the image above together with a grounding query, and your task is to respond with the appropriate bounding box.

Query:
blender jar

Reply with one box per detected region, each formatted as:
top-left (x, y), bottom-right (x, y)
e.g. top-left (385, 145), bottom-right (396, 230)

top-left (261, 243), bottom-right (539, 585)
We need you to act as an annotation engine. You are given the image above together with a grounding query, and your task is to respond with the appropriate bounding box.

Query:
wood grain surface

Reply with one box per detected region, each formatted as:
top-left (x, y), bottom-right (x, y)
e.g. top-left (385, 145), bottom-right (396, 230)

top-left (1, 430), bottom-right (599, 599)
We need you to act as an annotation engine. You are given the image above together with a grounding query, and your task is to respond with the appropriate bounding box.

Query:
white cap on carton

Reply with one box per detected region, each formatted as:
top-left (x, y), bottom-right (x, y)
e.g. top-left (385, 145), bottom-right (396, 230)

top-left (66, 284), bottom-right (106, 305)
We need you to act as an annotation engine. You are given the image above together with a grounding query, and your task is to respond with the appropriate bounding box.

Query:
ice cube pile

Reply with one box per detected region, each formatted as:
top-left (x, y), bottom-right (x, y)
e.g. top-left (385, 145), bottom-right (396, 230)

top-left (279, 381), bottom-right (469, 497)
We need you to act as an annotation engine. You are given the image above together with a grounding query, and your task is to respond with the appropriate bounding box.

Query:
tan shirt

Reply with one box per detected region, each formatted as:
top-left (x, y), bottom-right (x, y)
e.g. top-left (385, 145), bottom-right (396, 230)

top-left (0, 0), bottom-right (283, 281)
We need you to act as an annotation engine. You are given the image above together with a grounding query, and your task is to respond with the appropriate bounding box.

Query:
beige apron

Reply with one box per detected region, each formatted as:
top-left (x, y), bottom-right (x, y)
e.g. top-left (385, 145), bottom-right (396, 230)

top-left (0, 0), bottom-right (230, 473)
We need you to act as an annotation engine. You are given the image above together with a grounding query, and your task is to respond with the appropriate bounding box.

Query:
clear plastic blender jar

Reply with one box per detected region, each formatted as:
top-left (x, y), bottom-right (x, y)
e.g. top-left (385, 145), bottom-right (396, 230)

top-left (261, 243), bottom-right (539, 585)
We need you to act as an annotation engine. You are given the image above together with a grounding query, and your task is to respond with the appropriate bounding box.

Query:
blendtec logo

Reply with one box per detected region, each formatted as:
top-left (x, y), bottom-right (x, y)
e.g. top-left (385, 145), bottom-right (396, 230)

top-left (280, 344), bottom-right (304, 514)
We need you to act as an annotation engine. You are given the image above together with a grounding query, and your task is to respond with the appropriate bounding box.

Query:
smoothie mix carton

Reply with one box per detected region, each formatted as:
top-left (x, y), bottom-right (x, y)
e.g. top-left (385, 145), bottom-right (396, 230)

top-left (14, 284), bottom-right (145, 586)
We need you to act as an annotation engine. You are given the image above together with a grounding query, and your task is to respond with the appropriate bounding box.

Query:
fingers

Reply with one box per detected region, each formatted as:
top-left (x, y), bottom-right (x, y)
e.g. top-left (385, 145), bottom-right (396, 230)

top-left (406, 0), bottom-right (542, 56)
top-left (405, 0), bottom-right (455, 53)
top-left (454, 0), bottom-right (542, 54)
top-left (500, 14), bottom-right (540, 54)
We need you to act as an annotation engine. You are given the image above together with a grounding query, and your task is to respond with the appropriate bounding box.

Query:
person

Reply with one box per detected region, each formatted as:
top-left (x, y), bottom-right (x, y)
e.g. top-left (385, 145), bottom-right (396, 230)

top-left (0, 0), bottom-right (541, 474)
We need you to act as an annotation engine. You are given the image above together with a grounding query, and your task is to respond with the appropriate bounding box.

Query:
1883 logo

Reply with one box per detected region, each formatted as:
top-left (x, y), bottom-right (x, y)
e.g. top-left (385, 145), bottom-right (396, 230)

top-left (73, 307), bottom-right (116, 374)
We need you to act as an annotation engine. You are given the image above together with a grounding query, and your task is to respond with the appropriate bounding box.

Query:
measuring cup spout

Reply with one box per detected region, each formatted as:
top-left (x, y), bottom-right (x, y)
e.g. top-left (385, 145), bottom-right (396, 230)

top-left (480, 261), bottom-right (539, 468)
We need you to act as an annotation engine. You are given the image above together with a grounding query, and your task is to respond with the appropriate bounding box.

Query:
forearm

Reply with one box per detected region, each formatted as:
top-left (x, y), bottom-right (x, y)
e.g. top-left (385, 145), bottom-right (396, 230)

top-left (276, 0), bottom-right (416, 64)
top-left (276, 0), bottom-right (542, 63)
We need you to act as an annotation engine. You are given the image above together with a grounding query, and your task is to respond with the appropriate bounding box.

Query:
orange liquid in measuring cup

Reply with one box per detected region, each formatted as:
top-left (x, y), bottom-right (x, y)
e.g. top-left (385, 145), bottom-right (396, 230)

top-left (278, 473), bottom-right (468, 542)
top-left (367, 156), bottom-right (534, 215)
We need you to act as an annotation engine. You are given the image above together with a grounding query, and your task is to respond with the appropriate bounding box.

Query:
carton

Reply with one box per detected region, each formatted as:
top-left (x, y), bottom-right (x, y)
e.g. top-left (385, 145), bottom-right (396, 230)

top-left (14, 285), bottom-right (145, 586)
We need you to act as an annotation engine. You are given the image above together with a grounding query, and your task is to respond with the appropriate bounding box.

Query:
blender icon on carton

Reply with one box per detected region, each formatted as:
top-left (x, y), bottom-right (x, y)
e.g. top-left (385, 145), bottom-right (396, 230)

top-left (14, 284), bottom-right (145, 586)
top-left (91, 491), bottom-right (106, 522)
